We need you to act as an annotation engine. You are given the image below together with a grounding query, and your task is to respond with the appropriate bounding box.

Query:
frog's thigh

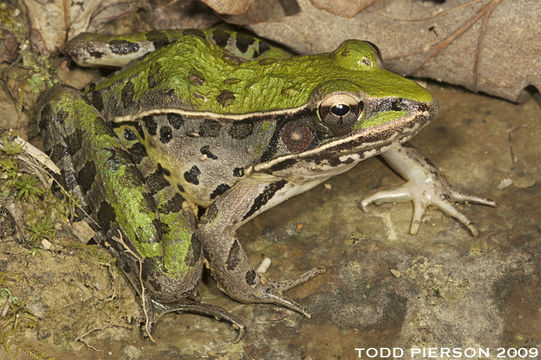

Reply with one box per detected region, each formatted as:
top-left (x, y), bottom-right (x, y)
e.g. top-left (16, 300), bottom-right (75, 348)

top-left (39, 86), bottom-right (202, 303)
top-left (197, 178), bottom-right (323, 313)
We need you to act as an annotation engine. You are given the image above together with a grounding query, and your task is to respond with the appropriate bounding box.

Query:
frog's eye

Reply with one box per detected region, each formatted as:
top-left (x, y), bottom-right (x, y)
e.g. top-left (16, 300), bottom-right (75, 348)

top-left (318, 94), bottom-right (362, 136)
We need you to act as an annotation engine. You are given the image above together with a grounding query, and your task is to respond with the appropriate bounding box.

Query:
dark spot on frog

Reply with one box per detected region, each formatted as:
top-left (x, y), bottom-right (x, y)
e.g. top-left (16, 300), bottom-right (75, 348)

top-left (254, 41), bottom-right (270, 57)
top-left (199, 119), bottom-right (222, 137)
top-left (362, 58), bottom-right (372, 66)
top-left (147, 30), bottom-right (172, 49)
top-left (229, 121), bottom-right (253, 139)
top-left (462, 118), bottom-right (473, 126)
top-left (128, 142), bottom-right (148, 164)
top-left (485, 110), bottom-right (492, 115)
top-left (184, 165), bottom-right (201, 185)
top-left (188, 73), bottom-right (204, 86)
top-left (102, 147), bottom-right (121, 170)
top-left (65, 129), bottom-right (83, 156)
top-left (109, 39), bottom-right (140, 55)
top-left (160, 221), bottom-right (171, 236)
top-left (243, 180), bottom-right (287, 220)
top-left (49, 144), bottom-right (67, 163)
top-left (77, 161), bottom-right (96, 193)
top-left (143, 115), bottom-right (157, 136)
top-left (211, 29), bottom-right (230, 48)
top-left (124, 128), bottom-right (137, 141)
top-left (210, 183), bottom-right (230, 199)
top-left (133, 122), bottom-right (145, 140)
top-left (121, 81), bottom-right (135, 108)
top-left (167, 113), bottom-right (184, 129)
top-left (233, 167), bottom-right (244, 177)
top-left (188, 234), bottom-right (201, 266)
top-left (200, 145), bottom-right (218, 160)
top-left (161, 193), bottom-right (185, 213)
top-left (159, 125), bottom-right (173, 144)
top-left (97, 200), bottom-right (114, 231)
top-left (245, 270), bottom-right (256, 285)
top-left (340, 49), bottom-right (350, 57)
top-left (183, 28), bottom-right (206, 39)
top-left (226, 240), bottom-right (241, 271)
top-left (146, 165), bottom-right (171, 194)
top-left (328, 156), bottom-right (355, 167)
top-left (88, 48), bottom-right (103, 59)
top-left (235, 34), bottom-right (255, 53)
top-left (147, 63), bottom-right (162, 89)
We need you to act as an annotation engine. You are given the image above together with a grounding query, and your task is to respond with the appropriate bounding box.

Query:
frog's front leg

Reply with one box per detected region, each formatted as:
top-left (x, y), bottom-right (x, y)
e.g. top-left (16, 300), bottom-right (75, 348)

top-left (197, 178), bottom-right (325, 317)
top-left (362, 143), bottom-right (495, 235)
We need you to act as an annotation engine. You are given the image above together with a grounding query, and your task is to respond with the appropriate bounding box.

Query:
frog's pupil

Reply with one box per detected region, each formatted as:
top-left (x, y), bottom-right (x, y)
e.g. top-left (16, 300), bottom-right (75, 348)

top-left (331, 104), bottom-right (350, 116)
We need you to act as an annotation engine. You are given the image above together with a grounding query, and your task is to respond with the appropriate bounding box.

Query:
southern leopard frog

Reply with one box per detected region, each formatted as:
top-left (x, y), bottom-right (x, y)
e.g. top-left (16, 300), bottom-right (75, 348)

top-left (37, 29), bottom-right (494, 340)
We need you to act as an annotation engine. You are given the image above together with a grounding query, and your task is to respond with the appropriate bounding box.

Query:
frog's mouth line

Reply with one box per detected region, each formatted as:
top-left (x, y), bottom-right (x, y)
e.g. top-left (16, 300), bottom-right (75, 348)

top-left (254, 99), bottom-right (438, 174)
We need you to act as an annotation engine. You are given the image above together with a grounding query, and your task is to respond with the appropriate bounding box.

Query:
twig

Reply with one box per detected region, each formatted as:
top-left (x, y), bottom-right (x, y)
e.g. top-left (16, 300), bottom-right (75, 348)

top-left (111, 231), bottom-right (155, 343)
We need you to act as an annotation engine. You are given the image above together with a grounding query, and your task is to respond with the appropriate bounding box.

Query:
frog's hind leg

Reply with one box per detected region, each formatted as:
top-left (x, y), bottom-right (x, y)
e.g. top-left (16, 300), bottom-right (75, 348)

top-left (38, 85), bottom-right (243, 339)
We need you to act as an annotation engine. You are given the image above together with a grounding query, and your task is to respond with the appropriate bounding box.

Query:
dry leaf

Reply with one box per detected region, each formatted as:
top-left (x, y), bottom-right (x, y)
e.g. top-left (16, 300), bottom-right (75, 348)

top-left (309, 0), bottom-right (377, 18)
top-left (23, 0), bottom-right (139, 54)
top-left (200, 0), bottom-right (255, 16)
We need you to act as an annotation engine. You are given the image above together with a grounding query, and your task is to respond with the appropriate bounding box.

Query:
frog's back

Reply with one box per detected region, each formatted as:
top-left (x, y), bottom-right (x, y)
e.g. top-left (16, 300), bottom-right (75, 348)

top-left (74, 29), bottom-right (294, 207)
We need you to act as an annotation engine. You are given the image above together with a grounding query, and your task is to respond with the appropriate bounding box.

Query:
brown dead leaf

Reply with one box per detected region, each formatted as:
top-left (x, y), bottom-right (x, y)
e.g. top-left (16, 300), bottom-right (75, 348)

top-left (310, 0), bottom-right (377, 18)
top-left (200, 0), bottom-right (255, 15)
top-left (222, 0), bottom-right (540, 103)
top-left (23, 0), bottom-right (140, 55)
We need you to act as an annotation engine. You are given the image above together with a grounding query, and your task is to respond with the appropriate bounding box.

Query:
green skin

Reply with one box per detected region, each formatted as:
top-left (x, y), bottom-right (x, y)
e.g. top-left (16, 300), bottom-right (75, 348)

top-left (95, 37), bottom-right (432, 114)
top-left (39, 29), bottom-right (490, 338)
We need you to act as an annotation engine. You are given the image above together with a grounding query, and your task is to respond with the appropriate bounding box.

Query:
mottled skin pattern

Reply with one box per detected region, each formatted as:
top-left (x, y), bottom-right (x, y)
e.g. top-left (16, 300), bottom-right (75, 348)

top-left (37, 28), bottom-right (492, 339)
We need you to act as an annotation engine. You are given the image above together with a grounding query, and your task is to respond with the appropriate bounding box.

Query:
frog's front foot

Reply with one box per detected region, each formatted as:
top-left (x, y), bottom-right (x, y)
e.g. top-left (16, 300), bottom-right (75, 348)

top-left (361, 144), bottom-right (495, 235)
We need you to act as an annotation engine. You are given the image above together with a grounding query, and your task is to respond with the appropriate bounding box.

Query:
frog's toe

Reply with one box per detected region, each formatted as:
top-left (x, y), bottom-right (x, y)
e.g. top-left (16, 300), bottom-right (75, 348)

top-left (415, 194), bottom-right (479, 235)
top-left (450, 190), bottom-right (496, 207)
top-left (268, 266), bottom-right (326, 292)
top-left (153, 299), bottom-right (246, 341)
top-left (260, 291), bottom-right (312, 318)
top-left (409, 199), bottom-right (428, 235)
top-left (361, 187), bottom-right (412, 211)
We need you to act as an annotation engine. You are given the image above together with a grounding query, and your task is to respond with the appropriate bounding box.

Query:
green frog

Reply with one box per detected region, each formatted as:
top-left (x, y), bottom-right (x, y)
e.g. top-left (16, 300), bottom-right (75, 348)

top-left (37, 29), bottom-right (493, 339)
